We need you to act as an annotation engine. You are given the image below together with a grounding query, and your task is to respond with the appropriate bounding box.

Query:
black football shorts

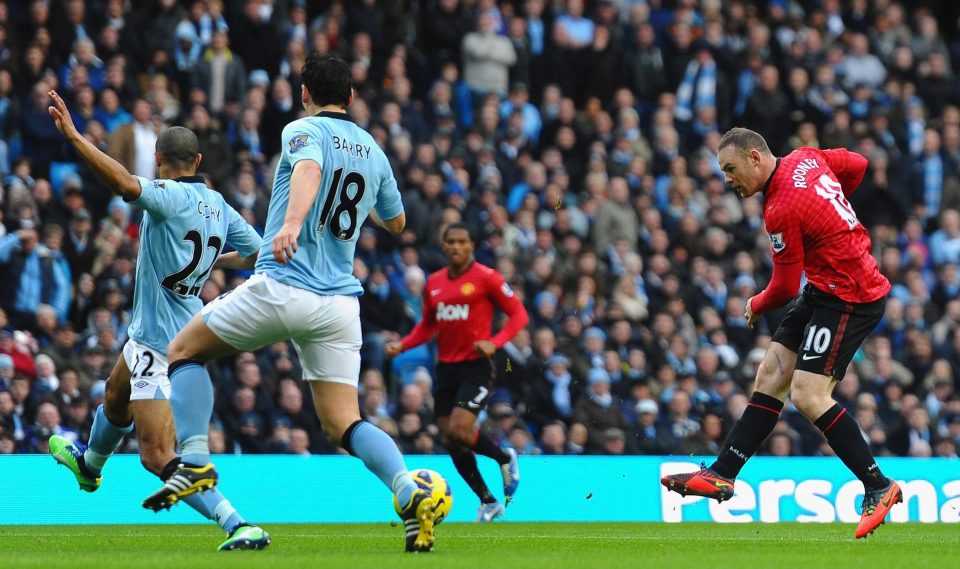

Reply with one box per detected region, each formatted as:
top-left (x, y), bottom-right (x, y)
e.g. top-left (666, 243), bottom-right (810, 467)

top-left (772, 284), bottom-right (886, 380)
top-left (435, 358), bottom-right (495, 418)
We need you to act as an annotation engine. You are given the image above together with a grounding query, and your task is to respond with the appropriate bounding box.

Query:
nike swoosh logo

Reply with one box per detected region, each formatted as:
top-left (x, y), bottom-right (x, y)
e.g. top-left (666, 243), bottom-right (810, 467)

top-left (801, 354), bottom-right (822, 361)
top-left (714, 481), bottom-right (732, 488)
top-left (880, 495), bottom-right (894, 509)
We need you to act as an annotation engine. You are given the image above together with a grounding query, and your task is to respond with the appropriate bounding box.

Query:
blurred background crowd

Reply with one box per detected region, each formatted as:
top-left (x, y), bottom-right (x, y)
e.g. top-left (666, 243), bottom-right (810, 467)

top-left (1, 0), bottom-right (960, 461)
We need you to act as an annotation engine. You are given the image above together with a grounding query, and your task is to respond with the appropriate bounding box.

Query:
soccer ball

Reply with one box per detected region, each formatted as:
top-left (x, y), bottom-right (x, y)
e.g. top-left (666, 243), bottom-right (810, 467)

top-left (394, 469), bottom-right (453, 524)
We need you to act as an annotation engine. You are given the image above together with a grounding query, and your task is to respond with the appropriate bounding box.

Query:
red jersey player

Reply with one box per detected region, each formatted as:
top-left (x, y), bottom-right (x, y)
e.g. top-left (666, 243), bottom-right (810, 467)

top-left (661, 128), bottom-right (901, 539)
top-left (386, 222), bottom-right (529, 521)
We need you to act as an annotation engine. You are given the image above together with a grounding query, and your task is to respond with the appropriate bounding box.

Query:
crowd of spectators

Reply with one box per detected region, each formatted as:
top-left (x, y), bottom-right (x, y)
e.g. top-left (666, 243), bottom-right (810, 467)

top-left (1, 0), bottom-right (960, 462)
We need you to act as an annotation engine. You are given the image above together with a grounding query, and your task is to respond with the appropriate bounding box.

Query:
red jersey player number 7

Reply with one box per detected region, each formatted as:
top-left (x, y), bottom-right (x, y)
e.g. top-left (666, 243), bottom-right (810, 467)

top-left (386, 222), bottom-right (529, 522)
top-left (661, 128), bottom-right (901, 541)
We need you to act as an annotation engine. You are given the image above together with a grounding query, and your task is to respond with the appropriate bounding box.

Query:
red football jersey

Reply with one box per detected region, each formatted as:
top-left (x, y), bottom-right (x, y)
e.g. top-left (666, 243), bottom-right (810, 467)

top-left (750, 147), bottom-right (891, 314)
top-left (400, 261), bottom-right (530, 363)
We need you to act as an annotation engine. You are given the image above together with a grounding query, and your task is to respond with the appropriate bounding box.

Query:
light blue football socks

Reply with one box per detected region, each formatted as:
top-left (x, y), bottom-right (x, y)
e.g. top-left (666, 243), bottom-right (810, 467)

top-left (183, 489), bottom-right (245, 532)
top-left (83, 404), bottom-right (134, 474)
top-left (169, 362), bottom-right (214, 466)
top-left (346, 420), bottom-right (417, 506)
top-left (168, 361), bottom-right (249, 532)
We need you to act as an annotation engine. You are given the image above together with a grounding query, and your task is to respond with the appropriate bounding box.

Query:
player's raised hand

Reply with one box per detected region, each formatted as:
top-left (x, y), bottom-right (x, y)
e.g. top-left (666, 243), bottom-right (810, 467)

top-left (47, 90), bottom-right (80, 141)
top-left (385, 341), bottom-right (404, 357)
top-left (474, 340), bottom-right (497, 358)
top-left (744, 296), bottom-right (760, 329)
top-left (272, 222), bottom-right (300, 264)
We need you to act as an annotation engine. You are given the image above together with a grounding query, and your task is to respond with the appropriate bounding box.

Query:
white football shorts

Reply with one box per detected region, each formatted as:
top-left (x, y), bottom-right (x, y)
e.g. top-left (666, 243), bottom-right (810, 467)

top-left (121, 339), bottom-right (171, 401)
top-left (201, 273), bottom-right (362, 385)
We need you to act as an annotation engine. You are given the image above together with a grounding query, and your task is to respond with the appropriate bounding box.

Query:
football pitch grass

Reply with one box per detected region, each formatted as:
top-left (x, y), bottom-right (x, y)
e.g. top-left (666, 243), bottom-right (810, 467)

top-left (1, 523), bottom-right (956, 569)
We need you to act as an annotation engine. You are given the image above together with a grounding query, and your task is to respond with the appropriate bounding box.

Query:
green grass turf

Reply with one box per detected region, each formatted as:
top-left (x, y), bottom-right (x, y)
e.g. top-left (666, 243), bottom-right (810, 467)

top-left (1, 523), bottom-right (956, 569)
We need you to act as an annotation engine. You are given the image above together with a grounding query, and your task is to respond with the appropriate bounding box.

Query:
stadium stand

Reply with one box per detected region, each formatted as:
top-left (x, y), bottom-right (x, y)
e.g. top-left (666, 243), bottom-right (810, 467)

top-left (0, 0), bottom-right (959, 461)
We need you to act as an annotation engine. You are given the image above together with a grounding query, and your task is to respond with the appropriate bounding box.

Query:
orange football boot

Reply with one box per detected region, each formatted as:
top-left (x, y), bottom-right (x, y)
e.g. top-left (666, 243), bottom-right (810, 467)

top-left (661, 462), bottom-right (735, 502)
top-left (856, 479), bottom-right (902, 539)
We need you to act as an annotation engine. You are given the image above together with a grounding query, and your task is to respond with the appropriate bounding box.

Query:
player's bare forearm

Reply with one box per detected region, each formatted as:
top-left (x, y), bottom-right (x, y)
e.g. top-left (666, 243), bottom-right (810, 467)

top-left (369, 210), bottom-right (405, 235)
top-left (273, 161), bottom-right (320, 263)
top-left (48, 90), bottom-right (140, 200)
top-left (285, 160), bottom-right (322, 226)
top-left (71, 134), bottom-right (141, 200)
top-left (213, 251), bottom-right (258, 270)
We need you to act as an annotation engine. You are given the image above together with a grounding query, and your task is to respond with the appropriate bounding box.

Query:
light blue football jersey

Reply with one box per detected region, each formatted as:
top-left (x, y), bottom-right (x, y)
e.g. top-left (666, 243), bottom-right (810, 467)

top-left (126, 176), bottom-right (262, 353)
top-left (255, 112), bottom-right (404, 296)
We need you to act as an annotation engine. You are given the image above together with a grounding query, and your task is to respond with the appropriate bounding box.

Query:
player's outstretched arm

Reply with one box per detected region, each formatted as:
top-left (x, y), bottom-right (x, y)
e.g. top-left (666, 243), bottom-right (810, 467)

top-left (47, 90), bottom-right (141, 201)
top-left (213, 250), bottom-right (259, 270)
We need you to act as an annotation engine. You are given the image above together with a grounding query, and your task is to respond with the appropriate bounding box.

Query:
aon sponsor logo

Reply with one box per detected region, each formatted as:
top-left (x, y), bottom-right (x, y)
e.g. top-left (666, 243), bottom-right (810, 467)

top-left (437, 302), bottom-right (470, 321)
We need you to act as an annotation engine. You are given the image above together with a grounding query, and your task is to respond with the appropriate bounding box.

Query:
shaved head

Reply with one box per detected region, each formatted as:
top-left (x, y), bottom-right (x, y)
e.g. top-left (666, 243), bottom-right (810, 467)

top-left (156, 126), bottom-right (200, 169)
